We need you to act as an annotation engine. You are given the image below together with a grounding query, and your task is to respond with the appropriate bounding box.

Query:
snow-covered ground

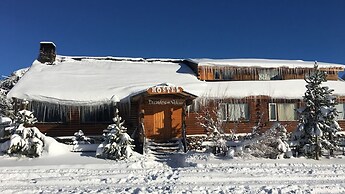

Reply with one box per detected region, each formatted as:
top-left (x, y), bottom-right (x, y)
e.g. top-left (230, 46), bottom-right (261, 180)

top-left (1, 150), bottom-right (345, 194)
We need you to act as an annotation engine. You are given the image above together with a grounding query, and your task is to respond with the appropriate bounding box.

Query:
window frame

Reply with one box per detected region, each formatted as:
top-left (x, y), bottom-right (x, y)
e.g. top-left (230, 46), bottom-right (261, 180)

top-left (268, 103), bottom-right (277, 121)
top-left (335, 103), bottom-right (345, 120)
top-left (218, 103), bottom-right (250, 122)
top-left (269, 102), bottom-right (297, 122)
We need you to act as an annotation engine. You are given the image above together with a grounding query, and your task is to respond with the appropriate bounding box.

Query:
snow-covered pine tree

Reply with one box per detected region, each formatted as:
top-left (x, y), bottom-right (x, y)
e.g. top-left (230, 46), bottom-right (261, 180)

top-left (96, 107), bottom-right (133, 160)
top-left (72, 130), bottom-right (92, 145)
top-left (292, 62), bottom-right (341, 159)
top-left (0, 68), bottom-right (28, 118)
top-left (1, 101), bottom-right (45, 157)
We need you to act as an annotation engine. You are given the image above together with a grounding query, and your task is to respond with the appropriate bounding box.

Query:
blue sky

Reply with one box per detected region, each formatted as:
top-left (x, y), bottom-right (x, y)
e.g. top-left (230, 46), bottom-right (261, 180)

top-left (1, 0), bottom-right (344, 76)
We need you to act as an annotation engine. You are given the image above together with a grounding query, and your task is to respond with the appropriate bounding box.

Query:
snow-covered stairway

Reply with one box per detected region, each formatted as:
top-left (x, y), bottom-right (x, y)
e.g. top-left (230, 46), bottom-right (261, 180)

top-left (145, 139), bottom-right (186, 167)
top-left (146, 139), bottom-right (182, 155)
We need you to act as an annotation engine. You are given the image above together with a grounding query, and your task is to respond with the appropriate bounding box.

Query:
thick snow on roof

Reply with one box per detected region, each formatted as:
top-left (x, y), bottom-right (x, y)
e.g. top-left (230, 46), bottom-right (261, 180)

top-left (191, 58), bottom-right (345, 69)
top-left (7, 57), bottom-right (203, 105)
top-left (7, 56), bottom-right (345, 105)
top-left (40, 41), bottom-right (56, 47)
top-left (201, 79), bottom-right (345, 99)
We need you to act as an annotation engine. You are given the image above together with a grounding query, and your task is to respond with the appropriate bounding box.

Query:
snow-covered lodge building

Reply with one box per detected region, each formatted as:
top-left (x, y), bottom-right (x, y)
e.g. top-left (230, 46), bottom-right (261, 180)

top-left (7, 42), bottom-right (345, 141)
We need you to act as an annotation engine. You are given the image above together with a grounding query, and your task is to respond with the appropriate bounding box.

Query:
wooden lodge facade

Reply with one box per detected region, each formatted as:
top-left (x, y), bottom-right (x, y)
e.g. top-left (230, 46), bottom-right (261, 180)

top-left (7, 42), bottom-right (345, 142)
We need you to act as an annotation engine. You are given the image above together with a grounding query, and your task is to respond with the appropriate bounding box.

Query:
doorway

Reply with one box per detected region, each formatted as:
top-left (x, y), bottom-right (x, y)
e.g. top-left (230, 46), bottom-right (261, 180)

top-left (144, 105), bottom-right (182, 141)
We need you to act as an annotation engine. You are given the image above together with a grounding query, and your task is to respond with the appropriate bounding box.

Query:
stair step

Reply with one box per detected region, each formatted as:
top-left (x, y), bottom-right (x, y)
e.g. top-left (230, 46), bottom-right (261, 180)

top-left (148, 142), bottom-right (180, 147)
top-left (150, 147), bottom-right (180, 152)
top-left (146, 138), bottom-right (182, 155)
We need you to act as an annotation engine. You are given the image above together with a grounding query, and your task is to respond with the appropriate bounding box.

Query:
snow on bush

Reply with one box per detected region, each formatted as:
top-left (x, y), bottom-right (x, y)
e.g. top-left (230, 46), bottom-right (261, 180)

top-left (4, 124), bottom-right (44, 157)
top-left (0, 116), bottom-right (12, 140)
top-left (72, 130), bottom-right (93, 145)
top-left (242, 123), bottom-right (291, 159)
top-left (291, 63), bottom-right (341, 159)
top-left (96, 108), bottom-right (134, 160)
top-left (0, 102), bottom-right (45, 157)
top-left (197, 107), bottom-right (229, 156)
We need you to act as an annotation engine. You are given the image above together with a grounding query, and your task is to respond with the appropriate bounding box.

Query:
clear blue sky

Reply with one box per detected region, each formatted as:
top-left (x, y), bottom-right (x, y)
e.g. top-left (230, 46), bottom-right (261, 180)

top-left (1, 0), bottom-right (344, 76)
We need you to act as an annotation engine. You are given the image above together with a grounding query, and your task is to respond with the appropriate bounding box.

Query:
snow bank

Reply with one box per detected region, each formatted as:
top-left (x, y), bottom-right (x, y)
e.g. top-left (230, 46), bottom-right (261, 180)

top-left (43, 136), bottom-right (69, 156)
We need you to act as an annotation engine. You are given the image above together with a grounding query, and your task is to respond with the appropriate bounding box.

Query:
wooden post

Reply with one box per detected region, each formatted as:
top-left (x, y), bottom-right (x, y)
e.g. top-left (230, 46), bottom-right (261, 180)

top-left (182, 102), bottom-right (187, 153)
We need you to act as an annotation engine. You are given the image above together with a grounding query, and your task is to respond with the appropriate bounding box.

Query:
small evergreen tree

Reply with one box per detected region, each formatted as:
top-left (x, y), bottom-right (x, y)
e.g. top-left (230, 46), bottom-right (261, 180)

top-left (72, 130), bottom-right (92, 145)
top-left (1, 101), bottom-right (45, 158)
top-left (292, 62), bottom-right (341, 159)
top-left (96, 108), bottom-right (133, 160)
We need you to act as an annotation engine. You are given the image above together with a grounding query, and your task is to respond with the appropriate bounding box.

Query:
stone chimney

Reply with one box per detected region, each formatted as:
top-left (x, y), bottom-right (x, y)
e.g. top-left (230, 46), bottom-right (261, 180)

top-left (38, 42), bottom-right (56, 64)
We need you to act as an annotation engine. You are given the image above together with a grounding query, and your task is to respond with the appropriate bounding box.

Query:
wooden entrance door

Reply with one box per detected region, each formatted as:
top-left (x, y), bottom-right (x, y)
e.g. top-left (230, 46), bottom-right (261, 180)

top-left (144, 105), bottom-right (182, 140)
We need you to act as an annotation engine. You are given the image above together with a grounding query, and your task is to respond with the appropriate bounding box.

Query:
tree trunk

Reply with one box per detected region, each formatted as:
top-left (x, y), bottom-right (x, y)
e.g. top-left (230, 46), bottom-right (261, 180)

top-left (315, 136), bottom-right (320, 160)
top-left (329, 133), bottom-right (334, 157)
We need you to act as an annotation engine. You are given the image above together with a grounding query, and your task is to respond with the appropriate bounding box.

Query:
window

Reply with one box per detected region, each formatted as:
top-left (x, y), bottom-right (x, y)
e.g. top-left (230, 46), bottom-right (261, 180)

top-left (258, 69), bottom-right (282, 80)
top-left (219, 103), bottom-right (249, 121)
top-left (335, 103), bottom-right (345, 120)
top-left (269, 103), bottom-right (297, 121)
top-left (269, 103), bottom-right (277, 121)
top-left (213, 68), bottom-right (233, 80)
top-left (214, 69), bottom-right (220, 80)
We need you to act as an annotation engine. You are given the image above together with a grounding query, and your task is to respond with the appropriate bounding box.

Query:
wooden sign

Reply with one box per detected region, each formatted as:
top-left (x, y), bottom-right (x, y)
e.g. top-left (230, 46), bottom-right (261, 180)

top-left (147, 86), bottom-right (183, 95)
top-left (147, 99), bottom-right (185, 105)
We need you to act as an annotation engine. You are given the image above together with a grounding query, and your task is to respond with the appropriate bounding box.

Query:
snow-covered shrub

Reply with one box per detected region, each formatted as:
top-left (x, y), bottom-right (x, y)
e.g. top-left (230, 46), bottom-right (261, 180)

top-left (72, 130), bottom-right (93, 145)
top-left (15, 107), bottom-right (38, 126)
top-left (196, 107), bottom-right (229, 156)
top-left (291, 63), bottom-right (341, 159)
top-left (243, 123), bottom-right (291, 159)
top-left (0, 116), bottom-right (12, 140)
top-left (0, 102), bottom-right (45, 158)
top-left (4, 124), bottom-right (44, 157)
top-left (96, 108), bottom-right (133, 160)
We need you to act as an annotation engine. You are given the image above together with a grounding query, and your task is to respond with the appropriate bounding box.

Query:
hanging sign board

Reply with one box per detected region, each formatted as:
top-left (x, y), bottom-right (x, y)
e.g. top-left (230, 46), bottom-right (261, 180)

top-left (147, 86), bottom-right (183, 95)
top-left (146, 99), bottom-right (185, 105)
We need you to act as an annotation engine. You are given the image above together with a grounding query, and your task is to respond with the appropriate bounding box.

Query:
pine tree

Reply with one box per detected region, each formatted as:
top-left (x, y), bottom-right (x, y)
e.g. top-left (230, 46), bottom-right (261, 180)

top-left (1, 101), bottom-right (45, 158)
top-left (0, 68), bottom-right (28, 118)
top-left (96, 108), bottom-right (133, 160)
top-left (292, 62), bottom-right (341, 159)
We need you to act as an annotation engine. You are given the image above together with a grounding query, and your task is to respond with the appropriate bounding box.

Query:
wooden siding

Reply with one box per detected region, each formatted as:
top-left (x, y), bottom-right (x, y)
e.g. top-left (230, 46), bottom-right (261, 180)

top-left (31, 96), bottom-right (345, 137)
top-left (185, 96), bottom-right (345, 135)
top-left (198, 66), bottom-right (340, 81)
top-left (35, 123), bottom-right (108, 136)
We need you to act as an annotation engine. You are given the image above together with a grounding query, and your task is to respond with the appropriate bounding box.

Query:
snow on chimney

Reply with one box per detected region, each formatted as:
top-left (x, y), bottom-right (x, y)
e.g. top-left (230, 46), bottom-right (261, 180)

top-left (38, 41), bottom-right (56, 64)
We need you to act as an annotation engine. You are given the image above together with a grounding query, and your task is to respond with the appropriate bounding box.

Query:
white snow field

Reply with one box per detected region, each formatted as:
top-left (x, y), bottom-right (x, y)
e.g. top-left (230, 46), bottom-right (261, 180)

top-left (1, 149), bottom-right (345, 194)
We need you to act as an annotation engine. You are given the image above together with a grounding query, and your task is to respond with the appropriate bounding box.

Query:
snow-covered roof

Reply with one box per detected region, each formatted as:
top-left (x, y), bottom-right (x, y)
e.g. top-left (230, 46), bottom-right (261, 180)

top-left (7, 57), bottom-right (203, 105)
top-left (190, 58), bottom-right (345, 69)
top-left (7, 56), bottom-right (345, 106)
top-left (40, 41), bottom-right (56, 47)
